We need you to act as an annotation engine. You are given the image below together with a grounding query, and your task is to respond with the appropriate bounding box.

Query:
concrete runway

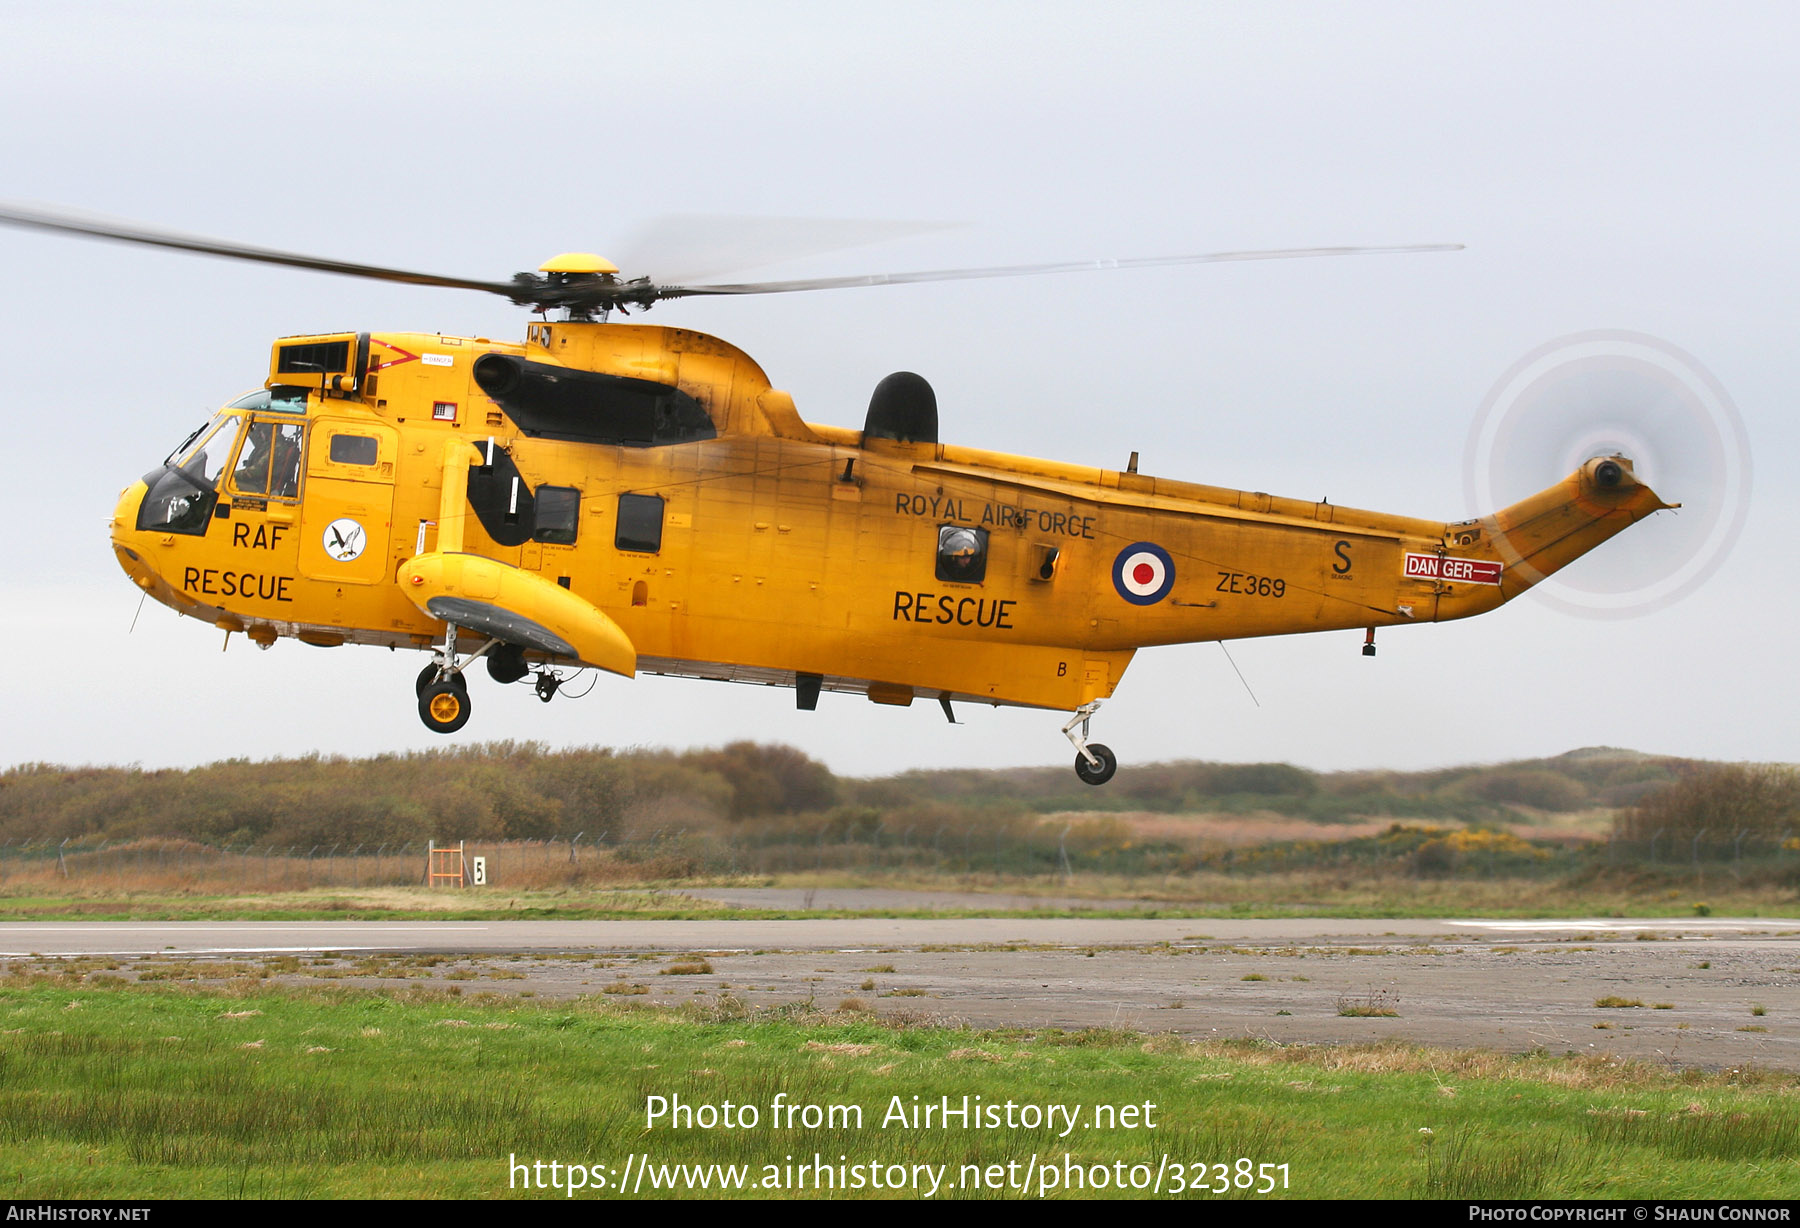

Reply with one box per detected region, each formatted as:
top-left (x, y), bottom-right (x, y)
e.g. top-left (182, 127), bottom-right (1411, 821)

top-left (0, 916), bottom-right (1796, 956)
top-left (4, 916), bottom-right (1795, 1070)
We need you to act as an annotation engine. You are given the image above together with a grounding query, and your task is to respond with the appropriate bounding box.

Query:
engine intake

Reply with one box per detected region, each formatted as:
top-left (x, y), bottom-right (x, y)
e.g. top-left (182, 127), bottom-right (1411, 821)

top-left (864, 371), bottom-right (938, 444)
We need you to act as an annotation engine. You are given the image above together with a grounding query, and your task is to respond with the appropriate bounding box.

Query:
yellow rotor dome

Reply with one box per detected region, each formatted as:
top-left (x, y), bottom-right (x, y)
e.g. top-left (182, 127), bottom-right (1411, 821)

top-left (538, 252), bottom-right (618, 275)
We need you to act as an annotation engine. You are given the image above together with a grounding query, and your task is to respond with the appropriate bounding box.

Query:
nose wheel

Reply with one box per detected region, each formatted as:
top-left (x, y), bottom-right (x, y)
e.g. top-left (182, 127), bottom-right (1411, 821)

top-left (1062, 701), bottom-right (1118, 786)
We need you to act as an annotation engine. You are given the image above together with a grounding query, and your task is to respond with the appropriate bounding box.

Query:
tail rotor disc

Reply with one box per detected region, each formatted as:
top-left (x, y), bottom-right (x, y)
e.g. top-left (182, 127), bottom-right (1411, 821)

top-left (1464, 330), bottom-right (1751, 618)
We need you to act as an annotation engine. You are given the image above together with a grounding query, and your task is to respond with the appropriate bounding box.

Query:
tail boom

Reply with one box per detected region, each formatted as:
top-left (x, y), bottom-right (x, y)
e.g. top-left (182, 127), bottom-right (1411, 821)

top-left (1439, 455), bottom-right (1672, 620)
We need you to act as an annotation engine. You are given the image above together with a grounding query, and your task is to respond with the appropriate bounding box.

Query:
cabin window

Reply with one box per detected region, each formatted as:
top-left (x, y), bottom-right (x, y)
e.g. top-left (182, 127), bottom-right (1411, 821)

top-left (534, 486), bottom-right (580, 545)
top-left (615, 493), bottom-right (664, 554)
top-left (328, 434), bottom-right (379, 466)
top-left (936, 525), bottom-right (988, 584)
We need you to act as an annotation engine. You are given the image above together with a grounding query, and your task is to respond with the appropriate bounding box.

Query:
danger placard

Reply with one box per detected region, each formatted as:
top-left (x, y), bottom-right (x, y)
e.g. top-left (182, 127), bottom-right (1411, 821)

top-left (1404, 553), bottom-right (1503, 585)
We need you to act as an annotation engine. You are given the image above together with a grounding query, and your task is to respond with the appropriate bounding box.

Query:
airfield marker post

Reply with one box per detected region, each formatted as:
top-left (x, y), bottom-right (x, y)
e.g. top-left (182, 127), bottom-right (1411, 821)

top-left (428, 841), bottom-right (466, 888)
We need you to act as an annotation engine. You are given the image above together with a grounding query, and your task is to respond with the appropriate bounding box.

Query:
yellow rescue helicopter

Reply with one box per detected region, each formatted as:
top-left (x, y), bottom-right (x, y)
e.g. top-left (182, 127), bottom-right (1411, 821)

top-left (1, 205), bottom-right (1672, 784)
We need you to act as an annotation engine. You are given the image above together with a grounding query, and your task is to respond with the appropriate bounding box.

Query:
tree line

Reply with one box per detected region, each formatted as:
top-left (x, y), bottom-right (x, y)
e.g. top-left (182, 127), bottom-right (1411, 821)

top-left (0, 741), bottom-right (1786, 850)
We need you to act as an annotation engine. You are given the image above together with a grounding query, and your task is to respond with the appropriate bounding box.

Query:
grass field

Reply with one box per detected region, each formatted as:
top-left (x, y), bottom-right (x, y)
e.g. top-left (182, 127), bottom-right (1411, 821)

top-left (0, 971), bottom-right (1795, 1200)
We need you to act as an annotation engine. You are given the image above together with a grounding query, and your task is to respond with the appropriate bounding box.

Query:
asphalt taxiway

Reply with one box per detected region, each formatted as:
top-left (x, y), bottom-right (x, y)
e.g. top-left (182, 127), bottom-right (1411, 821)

top-left (4, 916), bottom-right (1794, 1069)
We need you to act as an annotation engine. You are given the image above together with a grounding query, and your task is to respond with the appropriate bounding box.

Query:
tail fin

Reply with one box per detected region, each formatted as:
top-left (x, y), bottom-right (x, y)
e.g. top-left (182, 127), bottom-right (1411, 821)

top-left (1476, 455), bottom-right (1673, 597)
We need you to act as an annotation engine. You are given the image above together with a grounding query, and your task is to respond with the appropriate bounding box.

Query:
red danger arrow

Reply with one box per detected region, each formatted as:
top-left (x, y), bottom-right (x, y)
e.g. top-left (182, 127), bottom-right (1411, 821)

top-left (1404, 553), bottom-right (1503, 585)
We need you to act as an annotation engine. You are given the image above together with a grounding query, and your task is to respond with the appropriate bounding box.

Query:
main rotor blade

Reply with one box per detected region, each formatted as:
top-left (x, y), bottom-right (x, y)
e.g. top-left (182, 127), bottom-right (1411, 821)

top-left (613, 215), bottom-right (960, 285)
top-left (0, 201), bottom-right (1464, 318)
top-left (0, 201), bottom-right (521, 297)
top-left (660, 243), bottom-right (1463, 299)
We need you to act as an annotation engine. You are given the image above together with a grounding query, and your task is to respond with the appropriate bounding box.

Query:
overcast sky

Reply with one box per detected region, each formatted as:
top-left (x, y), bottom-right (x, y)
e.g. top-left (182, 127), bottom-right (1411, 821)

top-left (1, 1), bottom-right (1793, 778)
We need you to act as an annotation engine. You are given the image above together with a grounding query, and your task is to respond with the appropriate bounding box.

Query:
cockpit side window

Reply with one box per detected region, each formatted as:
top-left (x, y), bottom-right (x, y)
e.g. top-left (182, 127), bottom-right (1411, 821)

top-left (230, 420), bottom-right (306, 499)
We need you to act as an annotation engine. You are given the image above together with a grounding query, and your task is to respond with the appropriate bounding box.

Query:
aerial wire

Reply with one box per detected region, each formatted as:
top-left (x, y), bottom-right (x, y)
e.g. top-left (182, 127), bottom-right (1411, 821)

top-left (1217, 641), bottom-right (1260, 707)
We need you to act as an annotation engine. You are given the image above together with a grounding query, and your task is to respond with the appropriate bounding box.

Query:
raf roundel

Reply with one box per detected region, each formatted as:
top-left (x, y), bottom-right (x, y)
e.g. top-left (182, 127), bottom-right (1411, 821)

top-left (1112, 542), bottom-right (1175, 605)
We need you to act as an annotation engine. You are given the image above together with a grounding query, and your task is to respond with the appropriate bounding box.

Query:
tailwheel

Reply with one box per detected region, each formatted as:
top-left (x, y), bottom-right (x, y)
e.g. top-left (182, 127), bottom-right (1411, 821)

top-left (1060, 700), bottom-right (1118, 785)
top-left (1074, 743), bottom-right (1117, 786)
top-left (419, 681), bottom-right (472, 734)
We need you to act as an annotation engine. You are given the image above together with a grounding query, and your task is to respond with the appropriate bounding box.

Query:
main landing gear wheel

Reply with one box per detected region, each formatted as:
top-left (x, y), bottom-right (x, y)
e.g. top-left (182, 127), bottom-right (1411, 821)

top-left (419, 682), bottom-right (471, 734)
top-left (415, 663), bottom-right (468, 697)
top-left (1074, 744), bottom-right (1117, 786)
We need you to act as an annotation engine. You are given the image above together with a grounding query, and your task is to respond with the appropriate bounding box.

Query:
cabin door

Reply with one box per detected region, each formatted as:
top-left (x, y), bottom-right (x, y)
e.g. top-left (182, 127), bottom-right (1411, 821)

top-left (298, 418), bottom-right (399, 585)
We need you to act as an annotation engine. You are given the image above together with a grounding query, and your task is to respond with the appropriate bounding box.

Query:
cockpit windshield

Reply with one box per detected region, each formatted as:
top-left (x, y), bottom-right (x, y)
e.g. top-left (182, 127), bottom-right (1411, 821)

top-left (139, 413), bottom-right (234, 536)
top-left (165, 411), bottom-right (239, 490)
